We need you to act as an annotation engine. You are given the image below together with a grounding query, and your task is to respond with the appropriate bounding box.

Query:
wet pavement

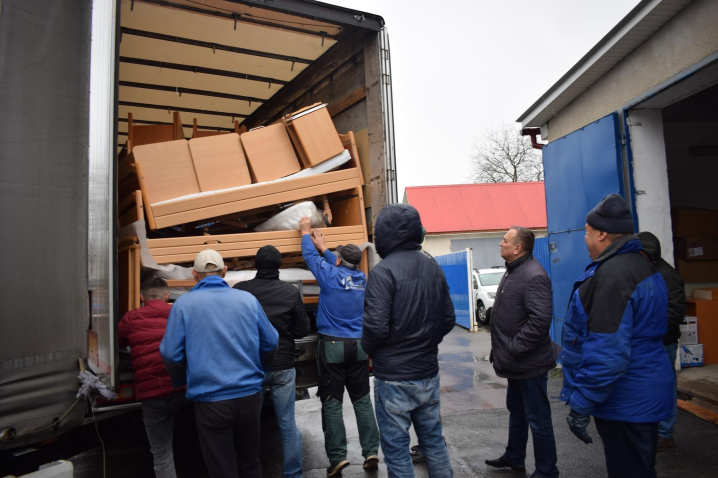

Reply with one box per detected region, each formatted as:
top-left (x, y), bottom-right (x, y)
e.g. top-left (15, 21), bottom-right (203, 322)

top-left (6, 326), bottom-right (718, 477)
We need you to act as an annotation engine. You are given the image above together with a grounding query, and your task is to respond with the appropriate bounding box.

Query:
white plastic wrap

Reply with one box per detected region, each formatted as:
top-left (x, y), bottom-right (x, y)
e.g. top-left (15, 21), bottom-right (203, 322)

top-left (255, 201), bottom-right (324, 232)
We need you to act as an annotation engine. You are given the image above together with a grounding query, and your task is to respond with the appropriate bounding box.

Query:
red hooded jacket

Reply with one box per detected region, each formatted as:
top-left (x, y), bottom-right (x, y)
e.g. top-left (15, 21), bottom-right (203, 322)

top-left (118, 300), bottom-right (184, 400)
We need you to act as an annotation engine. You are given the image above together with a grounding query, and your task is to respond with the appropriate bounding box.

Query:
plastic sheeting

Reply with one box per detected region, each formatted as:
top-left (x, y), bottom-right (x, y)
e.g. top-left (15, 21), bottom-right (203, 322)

top-left (0, 0), bottom-right (93, 449)
top-left (255, 201), bottom-right (324, 232)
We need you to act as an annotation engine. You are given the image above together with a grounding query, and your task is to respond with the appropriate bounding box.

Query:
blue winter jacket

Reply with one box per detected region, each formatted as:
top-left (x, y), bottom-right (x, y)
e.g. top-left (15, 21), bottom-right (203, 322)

top-left (560, 235), bottom-right (674, 423)
top-left (160, 275), bottom-right (279, 402)
top-left (301, 234), bottom-right (365, 338)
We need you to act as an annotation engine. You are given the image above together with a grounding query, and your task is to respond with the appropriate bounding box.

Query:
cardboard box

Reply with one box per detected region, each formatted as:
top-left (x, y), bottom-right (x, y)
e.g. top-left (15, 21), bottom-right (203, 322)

top-left (671, 208), bottom-right (718, 237)
top-left (676, 259), bottom-right (718, 283)
top-left (680, 316), bottom-right (699, 345)
top-left (240, 124), bottom-right (301, 183)
top-left (694, 288), bottom-right (718, 300)
top-left (285, 103), bottom-right (344, 168)
top-left (675, 236), bottom-right (718, 261)
top-left (680, 344), bottom-right (704, 367)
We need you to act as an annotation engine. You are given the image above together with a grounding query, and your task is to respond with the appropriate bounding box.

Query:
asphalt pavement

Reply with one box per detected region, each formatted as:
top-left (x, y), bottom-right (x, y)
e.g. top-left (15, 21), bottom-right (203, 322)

top-left (6, 326), bottom-right (718, 477)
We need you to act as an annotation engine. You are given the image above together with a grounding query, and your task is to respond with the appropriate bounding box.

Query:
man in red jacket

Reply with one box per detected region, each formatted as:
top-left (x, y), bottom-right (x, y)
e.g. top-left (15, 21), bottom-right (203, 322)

top-left (119, 278), bottom-right (186, 478)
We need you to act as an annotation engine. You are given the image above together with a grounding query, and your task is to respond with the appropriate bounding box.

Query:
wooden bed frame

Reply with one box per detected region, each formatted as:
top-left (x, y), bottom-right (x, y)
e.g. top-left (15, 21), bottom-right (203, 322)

top-left (123, 131), bottom-right (364, 230)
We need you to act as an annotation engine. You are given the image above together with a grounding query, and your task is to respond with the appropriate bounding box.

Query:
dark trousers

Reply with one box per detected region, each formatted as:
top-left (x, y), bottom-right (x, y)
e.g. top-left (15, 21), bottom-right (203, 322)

top-left (194, 393), bottom-right (262, 478)
top-left (503, 373), bottom-right (559, 478)
top-left (317, 336), bottom-right (380, 465)
top-left (595, 417), bottom-right (658, 478)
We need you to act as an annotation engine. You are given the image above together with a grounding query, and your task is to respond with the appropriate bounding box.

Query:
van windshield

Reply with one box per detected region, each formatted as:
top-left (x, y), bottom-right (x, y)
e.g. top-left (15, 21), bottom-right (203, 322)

top-left (479, 272), bottom-right (504, 286)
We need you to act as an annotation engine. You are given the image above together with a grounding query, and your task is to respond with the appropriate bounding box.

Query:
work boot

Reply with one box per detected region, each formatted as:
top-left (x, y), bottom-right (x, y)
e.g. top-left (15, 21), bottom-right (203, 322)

top-left (327, 460), bottom-right (350, 476)
top-left (485, 456), bottom-right (526, 472)
top-left (363, 456), bottom-right (379, 469)
top-left (657, 436), bottom-right (675, 452)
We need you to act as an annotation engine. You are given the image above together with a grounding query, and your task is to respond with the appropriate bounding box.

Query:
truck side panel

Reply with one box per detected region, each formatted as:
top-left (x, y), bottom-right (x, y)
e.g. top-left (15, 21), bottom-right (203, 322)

top-left (0, 0), bottom-right (92, 448)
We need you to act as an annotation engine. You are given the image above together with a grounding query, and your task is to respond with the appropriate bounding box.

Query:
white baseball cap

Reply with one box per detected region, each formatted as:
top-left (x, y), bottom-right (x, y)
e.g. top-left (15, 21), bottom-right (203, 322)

top-left (194, 249), bottom-right (225, 272)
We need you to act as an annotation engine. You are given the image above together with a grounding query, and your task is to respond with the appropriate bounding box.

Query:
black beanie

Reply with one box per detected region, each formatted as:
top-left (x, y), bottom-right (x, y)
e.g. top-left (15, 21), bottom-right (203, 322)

top-left (586, 193), bottom-right (634, 233)
top-left (255, 245), bottom-right (281, 270)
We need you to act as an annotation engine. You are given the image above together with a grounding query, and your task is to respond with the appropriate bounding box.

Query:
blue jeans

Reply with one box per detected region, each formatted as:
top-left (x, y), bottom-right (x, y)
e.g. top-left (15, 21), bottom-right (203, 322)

top-left (374, 375), bottom-right (453, 478)
top-left (504, 373), bottom-right (559, 478)
top-left (658, 343), bottom-right (678, 439)
top-left (141, 391), bottom-right (187, 478)
top-left (259, 368), bottom-right (303, 478)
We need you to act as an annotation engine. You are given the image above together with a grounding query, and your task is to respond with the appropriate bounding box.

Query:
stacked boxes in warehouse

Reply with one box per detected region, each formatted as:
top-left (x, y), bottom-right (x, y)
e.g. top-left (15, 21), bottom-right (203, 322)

top-left (672, 209), bottom-right (718, 367)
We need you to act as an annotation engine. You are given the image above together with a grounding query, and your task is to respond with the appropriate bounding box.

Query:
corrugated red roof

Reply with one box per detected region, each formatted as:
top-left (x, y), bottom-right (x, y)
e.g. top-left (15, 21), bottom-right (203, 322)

top-left (405, 182), bottom-right (547, 234)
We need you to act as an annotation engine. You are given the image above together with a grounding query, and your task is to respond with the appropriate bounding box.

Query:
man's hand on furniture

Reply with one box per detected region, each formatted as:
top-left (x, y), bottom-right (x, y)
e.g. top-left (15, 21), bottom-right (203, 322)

top-left (299, 217), bottom-right (312, 235)
top-left (311, 228), bottom-right (327, 254)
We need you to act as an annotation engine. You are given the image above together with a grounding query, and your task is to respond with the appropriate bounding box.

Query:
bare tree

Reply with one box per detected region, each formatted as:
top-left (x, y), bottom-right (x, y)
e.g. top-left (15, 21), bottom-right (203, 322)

top-left (469, 123), bottom-right (544, 183)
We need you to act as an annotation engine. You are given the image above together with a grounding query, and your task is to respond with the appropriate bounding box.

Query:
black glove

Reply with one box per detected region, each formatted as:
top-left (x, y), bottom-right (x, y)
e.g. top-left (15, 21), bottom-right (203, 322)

top-left (566, 408), bottom-right (593, 444)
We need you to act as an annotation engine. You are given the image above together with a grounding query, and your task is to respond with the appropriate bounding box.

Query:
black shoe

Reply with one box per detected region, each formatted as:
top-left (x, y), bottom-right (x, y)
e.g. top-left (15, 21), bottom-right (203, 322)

top-left (410, 445), bottom-right (426, 463)
top-left (327, 460), bottom-right (350, 476)
top-left (485, 456), bottom-right (525, 472)
top-left (657, 436), bottom-right (675, 452)
top-left (363, 456), bottom-right (379, 469)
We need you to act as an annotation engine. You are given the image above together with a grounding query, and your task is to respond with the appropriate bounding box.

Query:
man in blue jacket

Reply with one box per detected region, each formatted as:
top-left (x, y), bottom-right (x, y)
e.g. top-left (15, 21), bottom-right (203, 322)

top-left (561, 194), bottom-right (673, 478)
top-left (160, 249), bottom-right (279, 478)
top-left (299, 217), bottom-right (380, 476)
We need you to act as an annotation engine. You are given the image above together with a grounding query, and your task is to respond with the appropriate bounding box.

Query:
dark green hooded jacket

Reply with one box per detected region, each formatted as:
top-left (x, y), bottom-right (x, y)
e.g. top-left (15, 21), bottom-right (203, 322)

top-left (637, 232), bottom-right (686, 345)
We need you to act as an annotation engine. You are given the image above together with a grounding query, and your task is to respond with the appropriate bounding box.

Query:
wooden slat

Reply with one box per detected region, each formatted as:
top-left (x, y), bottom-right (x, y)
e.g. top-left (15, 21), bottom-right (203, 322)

top-left (147, 225), bottom-right (364, 248)
top-left (328, 87), bottom-right (366, 117)
top-left (677, 399), bottom-right (718, 425)
top-left (150, 233), bottom-right (365, 256)
top-left (153, 177), bottom-right (361, 229)
top-left (303, 297), bottom-right (319, 305)
top-left (165, 280), bottom-right (197, 288)
top-left (152, 167), bottom-right (360, 216)
top-left (153, 237), bottom-right (363, 264)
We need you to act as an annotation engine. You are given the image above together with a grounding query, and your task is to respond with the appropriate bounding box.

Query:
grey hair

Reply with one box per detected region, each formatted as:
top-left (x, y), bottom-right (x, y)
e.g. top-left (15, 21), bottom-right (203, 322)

top-left (141, 277), bottom-right (169, 300)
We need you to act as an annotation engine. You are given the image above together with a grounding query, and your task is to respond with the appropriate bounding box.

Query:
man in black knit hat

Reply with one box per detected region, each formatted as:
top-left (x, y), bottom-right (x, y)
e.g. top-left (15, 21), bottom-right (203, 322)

top-left (234, 245), bottom-right (310, 478)
top-left (560, 194), bottom-right (673, 478)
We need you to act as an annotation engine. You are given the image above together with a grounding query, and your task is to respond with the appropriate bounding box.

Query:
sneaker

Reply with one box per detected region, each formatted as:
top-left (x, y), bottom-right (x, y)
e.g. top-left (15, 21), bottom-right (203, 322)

top-left (410, 445), bottom-right (426, 463)
top-left (484, 456), bottom-right (526, 472)
top-left (657, 436), bottom-right (675, 452)
top-left (327, 460), bottom-right (350, 476)
top-left (363, 455), bottom-right (379, 469)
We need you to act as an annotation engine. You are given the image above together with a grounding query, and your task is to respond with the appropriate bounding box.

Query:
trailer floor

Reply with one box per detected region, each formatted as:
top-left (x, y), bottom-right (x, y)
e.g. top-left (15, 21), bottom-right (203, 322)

top-left (8, 327), bottom-right (718, 477)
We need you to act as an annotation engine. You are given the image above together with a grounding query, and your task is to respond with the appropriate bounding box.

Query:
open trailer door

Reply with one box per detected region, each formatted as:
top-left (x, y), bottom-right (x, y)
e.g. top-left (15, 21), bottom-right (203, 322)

top-left (541, 112), bottom-right (627, 346)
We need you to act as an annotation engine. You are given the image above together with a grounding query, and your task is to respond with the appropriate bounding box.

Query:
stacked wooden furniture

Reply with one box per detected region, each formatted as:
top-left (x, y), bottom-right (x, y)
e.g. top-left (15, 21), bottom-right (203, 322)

top-left (117, 103), bottom-right (370, 295)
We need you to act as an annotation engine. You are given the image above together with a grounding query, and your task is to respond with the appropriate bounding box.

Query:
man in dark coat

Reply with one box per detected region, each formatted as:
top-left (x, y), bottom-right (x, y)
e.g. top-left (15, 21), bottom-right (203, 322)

top-left (637, 231), bottom-right (686, 452)
top-left (119, 278), bottom-right (187, 478)
top-left (485, 227), bottom-right (559, 478)
top-left (234, 245), bottom-right (310, 478)
top-left (363, 204), bottom-right (455, 478)
top-left (561, 194), bottom-right (672, 478)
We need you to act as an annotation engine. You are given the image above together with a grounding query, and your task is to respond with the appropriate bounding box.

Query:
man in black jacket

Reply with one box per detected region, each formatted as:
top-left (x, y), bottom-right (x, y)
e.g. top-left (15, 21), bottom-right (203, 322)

top-left (485, 227), bottom-right (559, 478)
top-left (363, 204), bottom-right (456, 478)
top-left (234, 245), bottom-right (310, 478)
top-left (638, 231), bottom-right (686, 452)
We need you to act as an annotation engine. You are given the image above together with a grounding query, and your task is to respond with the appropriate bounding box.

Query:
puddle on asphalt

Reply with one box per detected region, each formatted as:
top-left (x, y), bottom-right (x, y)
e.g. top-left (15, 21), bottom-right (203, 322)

top-left (453, 337), bottom-right (471, 347)
top-left (438, 353), bottom-right (474, 363)
top-left (440, 366), bottom-right (508, 393)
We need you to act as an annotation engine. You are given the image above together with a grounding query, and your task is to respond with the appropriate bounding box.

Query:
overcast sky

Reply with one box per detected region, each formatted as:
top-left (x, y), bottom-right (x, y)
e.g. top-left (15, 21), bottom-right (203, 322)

top-left (327, 0), bottom-right (642, 197)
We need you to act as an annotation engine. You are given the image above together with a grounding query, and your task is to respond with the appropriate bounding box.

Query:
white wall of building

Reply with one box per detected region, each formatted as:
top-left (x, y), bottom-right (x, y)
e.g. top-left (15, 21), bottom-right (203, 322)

top-left (626, 109), bottom-right (674, 265)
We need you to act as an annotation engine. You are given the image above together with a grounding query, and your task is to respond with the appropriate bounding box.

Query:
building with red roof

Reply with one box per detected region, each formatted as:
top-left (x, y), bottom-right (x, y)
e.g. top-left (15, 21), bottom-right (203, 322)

top-left (404, 182), bottom-right (547, 268)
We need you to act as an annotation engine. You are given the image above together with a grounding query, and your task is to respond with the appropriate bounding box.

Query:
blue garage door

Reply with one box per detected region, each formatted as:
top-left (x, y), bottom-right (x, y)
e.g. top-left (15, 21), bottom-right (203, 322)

top-left (542, 112), bottom-right (626, 346)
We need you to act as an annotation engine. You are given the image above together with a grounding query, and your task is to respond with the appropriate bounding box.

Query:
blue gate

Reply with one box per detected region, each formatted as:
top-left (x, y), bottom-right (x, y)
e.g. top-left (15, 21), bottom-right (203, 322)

top-left (541, 112), bottom-right (626, 346)
top-left (435, 249), bottom-right (474, 330)
top-left (534, 237), bottom-right (551, 278)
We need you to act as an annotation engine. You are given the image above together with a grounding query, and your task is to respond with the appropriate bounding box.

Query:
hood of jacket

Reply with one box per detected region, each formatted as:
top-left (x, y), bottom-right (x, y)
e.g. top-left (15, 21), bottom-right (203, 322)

top-left (374, 204), bottom-right (422, 259)
top-left (637, 231), bottom-right (661, 263)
